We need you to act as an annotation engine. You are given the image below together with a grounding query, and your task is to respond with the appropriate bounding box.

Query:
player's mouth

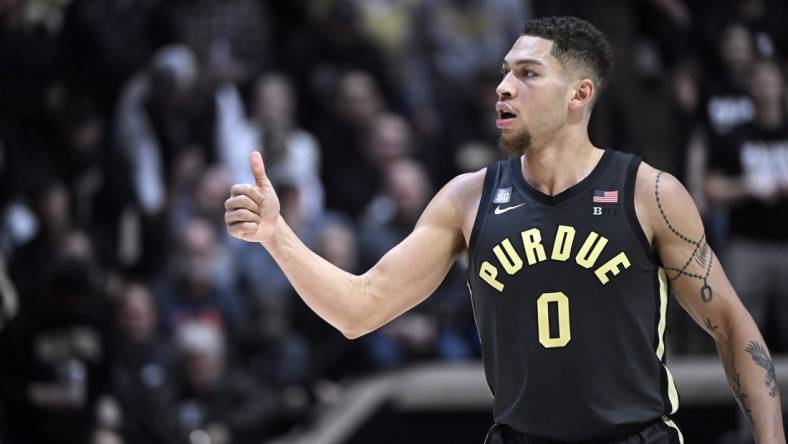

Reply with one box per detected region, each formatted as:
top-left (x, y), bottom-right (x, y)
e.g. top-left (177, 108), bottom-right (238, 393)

top-left (496, 103), bottom-right (517, 128)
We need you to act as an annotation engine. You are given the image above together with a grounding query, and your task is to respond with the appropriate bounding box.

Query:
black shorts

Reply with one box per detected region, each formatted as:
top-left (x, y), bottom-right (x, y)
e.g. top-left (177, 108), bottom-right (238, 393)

top-left (483, 416), bottom-right (684, 444)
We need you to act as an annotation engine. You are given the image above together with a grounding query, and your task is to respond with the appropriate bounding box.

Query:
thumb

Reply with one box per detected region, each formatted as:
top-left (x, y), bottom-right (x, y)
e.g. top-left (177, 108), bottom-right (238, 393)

top-left (249, 151), bottom-right (267, 187)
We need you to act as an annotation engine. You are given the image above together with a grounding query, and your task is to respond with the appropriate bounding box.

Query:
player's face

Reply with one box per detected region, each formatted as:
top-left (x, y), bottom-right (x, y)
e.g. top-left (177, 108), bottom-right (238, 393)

top-left (496, 36), bottom-right (571, 153)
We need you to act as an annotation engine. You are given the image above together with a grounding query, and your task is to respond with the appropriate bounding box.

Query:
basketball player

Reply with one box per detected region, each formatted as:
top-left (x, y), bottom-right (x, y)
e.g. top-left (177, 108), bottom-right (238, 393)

top-left (224, 16), bottom-right (784, 444)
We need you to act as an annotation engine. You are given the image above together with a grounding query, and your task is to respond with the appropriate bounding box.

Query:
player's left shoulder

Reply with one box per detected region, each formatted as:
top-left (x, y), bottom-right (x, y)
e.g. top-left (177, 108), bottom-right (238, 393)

top-left (632, 161), bottom-right (702, 244)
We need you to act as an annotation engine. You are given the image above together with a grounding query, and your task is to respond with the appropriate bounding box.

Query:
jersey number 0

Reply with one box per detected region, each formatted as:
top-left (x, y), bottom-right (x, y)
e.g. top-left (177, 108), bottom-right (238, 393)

top-left (537, 292), bottom-right (571, 348)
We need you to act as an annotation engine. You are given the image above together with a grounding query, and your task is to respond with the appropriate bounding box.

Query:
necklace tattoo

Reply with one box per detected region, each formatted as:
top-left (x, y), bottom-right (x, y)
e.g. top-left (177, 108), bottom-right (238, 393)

top-left (654, 172), bottom-right (714, 303)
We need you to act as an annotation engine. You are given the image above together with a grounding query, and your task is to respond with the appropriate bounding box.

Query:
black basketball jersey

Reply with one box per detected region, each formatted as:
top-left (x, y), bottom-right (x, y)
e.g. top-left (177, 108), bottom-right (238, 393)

top-left (466, 149), bottom-right (677, 441)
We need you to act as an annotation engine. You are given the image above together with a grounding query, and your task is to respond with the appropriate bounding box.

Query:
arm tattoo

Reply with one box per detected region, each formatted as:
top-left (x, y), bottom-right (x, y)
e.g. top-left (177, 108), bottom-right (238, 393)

top-left (704, 318), bottom-right (718, 333)
top-left (654, 172), bottom-right (714, 303)
top-left (745, 340), bottom-right (779, 398)
top-left (732, 370), bottom-right (754, 423)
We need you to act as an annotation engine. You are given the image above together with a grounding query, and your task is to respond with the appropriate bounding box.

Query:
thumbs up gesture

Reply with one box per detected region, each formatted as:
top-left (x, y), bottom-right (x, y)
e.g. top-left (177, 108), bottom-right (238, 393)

top-left (225, 152), bottom-right (281, 243)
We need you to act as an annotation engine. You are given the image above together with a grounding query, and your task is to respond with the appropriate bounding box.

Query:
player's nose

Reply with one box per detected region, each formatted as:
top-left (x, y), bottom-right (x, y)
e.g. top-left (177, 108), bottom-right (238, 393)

top-left (496, 73), bottom-right (516, 100)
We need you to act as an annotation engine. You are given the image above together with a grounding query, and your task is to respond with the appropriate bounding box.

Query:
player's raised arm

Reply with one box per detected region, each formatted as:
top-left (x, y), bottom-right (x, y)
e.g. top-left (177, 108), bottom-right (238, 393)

top-left (634, 163), bottom-right (785, 443)
top-left (225, 152), bottom-right (471, 339)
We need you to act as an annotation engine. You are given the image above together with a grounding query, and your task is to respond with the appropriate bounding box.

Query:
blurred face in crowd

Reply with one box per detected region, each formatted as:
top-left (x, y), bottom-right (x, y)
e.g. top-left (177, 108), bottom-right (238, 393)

top-left (184, 348), bottom-right (224, 392)
top-left (365, 114), bottom-right (412, 171)
top-left (91, 429), bottom-right (123, 444)
top-left (37, 182), bottom-right (71, 235)
top-left (749, 61), bottom-right (784, 107)
top-left (149, 45), bottom-right (198, 111)
top-left (339, 71), bottom-right (384, 128)
top-left (496, 36), bottom-right (585, 153)
top-left (254, 74), bottom-right (295, 129)
top-left (69, 116), bottom-right (103, 162)
top-left (118, 283), bottom-right (157, 345)
top-left (47, 245), bottom-right (99, 320)
top-left (386, 159), bottom-right (432, 225)
top-left (719, 24), bottom-right (754, 74)
top-left (196, 165), bottom-right (231, 221)
top-left (177, 323), bottom-right (225, 392)
top-left (179, 219), bottom-right (218, 289)
top-left (318, 222), bottom-right (358, 272)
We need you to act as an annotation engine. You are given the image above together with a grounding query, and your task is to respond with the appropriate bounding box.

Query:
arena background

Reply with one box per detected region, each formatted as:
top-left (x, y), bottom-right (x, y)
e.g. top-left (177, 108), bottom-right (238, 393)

top-left (1, 0), bottom-right (787, 443)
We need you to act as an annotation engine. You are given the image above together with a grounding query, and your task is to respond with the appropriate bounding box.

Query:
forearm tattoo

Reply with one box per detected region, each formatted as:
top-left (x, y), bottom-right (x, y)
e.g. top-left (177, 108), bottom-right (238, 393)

top-left (704, 318), bottom-right (718, 333)
top-left (655, 172), bottom-right (714, 303)
top-left (732, 369), bottom-right (754, 423)
top-left (745, 340), bottom-right (779, 398)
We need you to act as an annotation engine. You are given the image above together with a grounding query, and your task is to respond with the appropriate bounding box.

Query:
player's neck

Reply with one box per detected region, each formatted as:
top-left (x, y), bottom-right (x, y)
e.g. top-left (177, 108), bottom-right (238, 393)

top-left (520, 133), bottom-right (602, 196)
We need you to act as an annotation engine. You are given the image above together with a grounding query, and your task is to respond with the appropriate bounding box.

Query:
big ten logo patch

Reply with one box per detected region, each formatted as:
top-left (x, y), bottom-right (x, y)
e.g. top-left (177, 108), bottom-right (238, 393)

top-left (493, 187), bottom-right (512, 204)
top-left (593, 206), bottom-right (618, 216)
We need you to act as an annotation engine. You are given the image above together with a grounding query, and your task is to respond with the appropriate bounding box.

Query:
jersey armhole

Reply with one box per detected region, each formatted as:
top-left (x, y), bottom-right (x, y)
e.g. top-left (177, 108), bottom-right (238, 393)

top-left (624, 156), bottom-right (660, 267)
top-left (467, 162), bottom-right (498, 258)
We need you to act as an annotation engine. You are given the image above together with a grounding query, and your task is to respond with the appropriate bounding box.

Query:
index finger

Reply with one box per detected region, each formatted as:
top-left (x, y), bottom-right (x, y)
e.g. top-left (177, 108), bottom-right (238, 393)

top-left (230, 184), bottom-right (264, 206)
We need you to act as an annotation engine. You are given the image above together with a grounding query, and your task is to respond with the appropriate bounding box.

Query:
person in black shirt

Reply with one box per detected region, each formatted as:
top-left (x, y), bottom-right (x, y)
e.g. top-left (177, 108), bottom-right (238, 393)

top-left (707, 58), bottom-right (788, 350)
top-left (225, 16), bottom-right (784, 443)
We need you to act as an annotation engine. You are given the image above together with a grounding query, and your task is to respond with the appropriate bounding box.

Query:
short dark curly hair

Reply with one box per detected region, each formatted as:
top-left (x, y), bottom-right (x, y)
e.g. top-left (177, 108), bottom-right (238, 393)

top-left (521, 16), bottom-right (614, 96)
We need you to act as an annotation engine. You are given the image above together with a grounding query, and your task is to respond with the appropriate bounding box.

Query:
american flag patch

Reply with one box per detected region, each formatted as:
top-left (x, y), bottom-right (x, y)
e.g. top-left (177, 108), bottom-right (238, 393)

top-left (593, 190), bottom-right (619, 203)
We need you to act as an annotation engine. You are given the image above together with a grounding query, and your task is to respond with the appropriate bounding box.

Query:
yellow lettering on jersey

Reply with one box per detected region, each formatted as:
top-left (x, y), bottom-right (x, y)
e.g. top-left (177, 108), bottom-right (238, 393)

top-left (575, 231), bottom-right (608, 269)
top-left (594, 252), bottom-right (632, 284)
top-left (551, 225), bottom-right (575, 261)
top-left (537, 292), bottom-right (571, 348)
top-left (521, 228), bottom-right (547, 265)
top-left (493, 238), bottom-right (523, 275)
top-left (479, 261), bottom-right (504, 292)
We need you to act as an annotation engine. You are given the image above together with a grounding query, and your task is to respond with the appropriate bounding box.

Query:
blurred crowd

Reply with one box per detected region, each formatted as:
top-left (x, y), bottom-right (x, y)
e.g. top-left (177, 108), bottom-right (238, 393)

top-left (0, 0), bottom-right (787, 443)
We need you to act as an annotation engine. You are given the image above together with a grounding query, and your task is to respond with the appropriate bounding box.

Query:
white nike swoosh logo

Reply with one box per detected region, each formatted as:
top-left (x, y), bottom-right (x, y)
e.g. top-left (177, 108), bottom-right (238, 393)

top-left (494, 203), bottom-right (525, 215)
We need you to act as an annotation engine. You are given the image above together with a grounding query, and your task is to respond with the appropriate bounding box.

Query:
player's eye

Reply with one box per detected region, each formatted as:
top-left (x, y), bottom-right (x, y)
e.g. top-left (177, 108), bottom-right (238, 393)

top-left (523, 70), bottom-right (537, 78)
top-left (500, 68), bottom-right (510, 76)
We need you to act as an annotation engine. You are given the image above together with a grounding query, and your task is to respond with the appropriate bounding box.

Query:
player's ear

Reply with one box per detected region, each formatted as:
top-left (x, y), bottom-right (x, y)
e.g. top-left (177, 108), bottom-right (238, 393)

top-left (568, 78), bottom-right (595, 112)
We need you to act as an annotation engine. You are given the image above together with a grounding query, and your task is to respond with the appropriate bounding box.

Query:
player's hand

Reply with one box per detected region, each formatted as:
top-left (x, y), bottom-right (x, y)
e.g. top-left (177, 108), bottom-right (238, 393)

top-left (225, 151), bottom-right (280, 244)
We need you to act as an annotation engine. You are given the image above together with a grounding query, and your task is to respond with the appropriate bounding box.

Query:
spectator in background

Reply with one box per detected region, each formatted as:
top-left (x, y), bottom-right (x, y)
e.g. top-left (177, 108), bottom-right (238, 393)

top-left (362, 113), bottom-right (414, 175)
top-left (0, 0), bottom-right (60, 127)
top-left (109, 282), bottom-right (171, 444)
top-left (115, 44), bottom-right (213, 217)
top-left (292, 216), bottom-right (369, 382)
top-left (317, 70), bottom-right (388, 217)
top-left (115, 44), bottom-right (215, 275)
top-left (163, 0), bottom-right (272, 88)
top-left (360, 159), bottom-right (474, 367)
top-left (155, 217), bottom-right (241, 341)
top-left (702, 23), bottom-right (757, 138)
top-left (216, 73), bottom-right (324, 221)
top-left (53, 97), bottom-right (136, 271)
top-left (90, 428), bottom-right (124, 444)
top-left (168, 321), bottom-right (291, 444)
top-left (8, 179), bottom-right (73, 315)
top-left (706, 59), bottom-right (788, 351)
top-left (61, 0), bottom-right (166, 113)
top-left (351, 0), bottom-right (414, 92)
top-left (281, 0), bottom-right (394, 129)
top-left (0, 255), bottom-right (17, 332)
top-left (0, 238), bottom-right (111, 444)
top-left (684, 21), bottom-right (760, 249)
top-left (722, 0), bottom-right (788, 60)
top-left (403, 0), bottom-right (530, 182)
top-left (238, 294), bottom-right (311, 388)
top-left (170, 163), bottom-right (231, 237)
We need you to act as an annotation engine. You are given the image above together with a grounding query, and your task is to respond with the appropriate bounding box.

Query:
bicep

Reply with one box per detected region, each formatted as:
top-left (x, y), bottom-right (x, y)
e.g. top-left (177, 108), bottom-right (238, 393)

top-left (650, 171), bottom-right (750, 339)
